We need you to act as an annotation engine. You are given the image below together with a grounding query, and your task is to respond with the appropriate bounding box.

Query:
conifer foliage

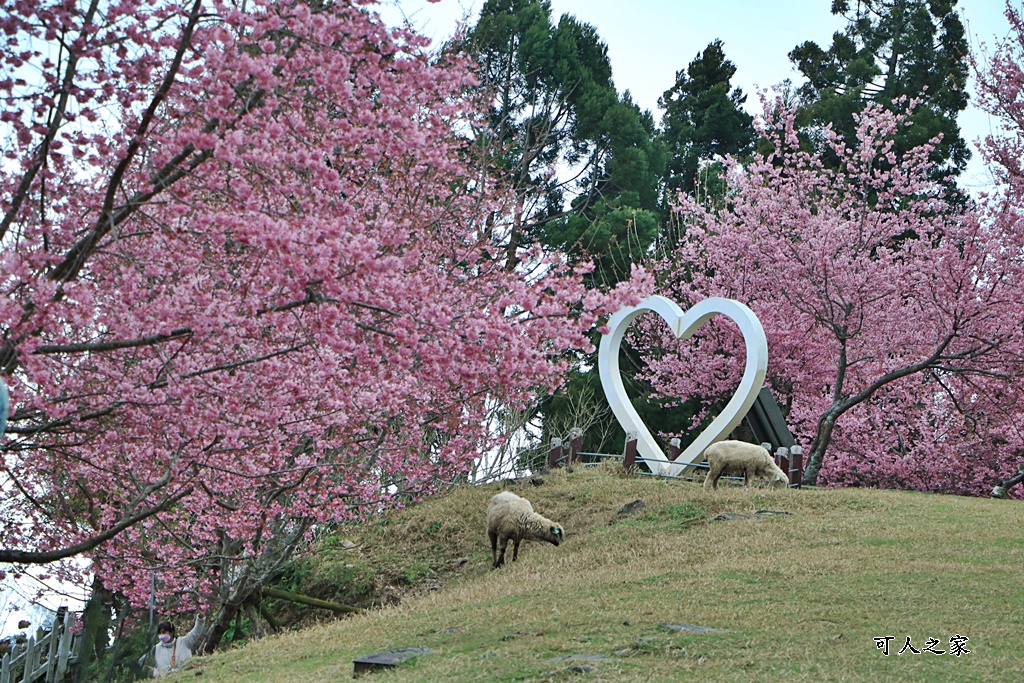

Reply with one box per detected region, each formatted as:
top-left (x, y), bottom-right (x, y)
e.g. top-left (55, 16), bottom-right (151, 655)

top-left (789, 0), bottom-right (970, 183)
top-left (659, 39), bottom-right (755, 201)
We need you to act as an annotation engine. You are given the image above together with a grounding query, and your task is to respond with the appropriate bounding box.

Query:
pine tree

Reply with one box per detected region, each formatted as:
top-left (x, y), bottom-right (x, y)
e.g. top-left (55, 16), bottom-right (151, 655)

top-left (461, 0), bottom-right (620, 269)
top-left (789, 0), bottom-right (969, 183)
top-left (659, 40), bottom-right (756, 204)
top-left (461, 0), bottom-right (674, 462)
top-left (538, 93), bottom-right (666, 288)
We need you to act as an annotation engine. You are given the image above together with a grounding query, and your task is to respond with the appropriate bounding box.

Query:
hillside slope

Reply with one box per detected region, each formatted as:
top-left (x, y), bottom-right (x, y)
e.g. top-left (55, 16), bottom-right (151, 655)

top-left (170, 465), bottom-right (1024, 682)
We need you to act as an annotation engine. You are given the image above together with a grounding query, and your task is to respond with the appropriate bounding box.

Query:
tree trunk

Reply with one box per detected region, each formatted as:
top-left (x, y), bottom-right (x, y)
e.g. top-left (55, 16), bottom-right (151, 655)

top-left (251, 595), bottom-right (283, 632)
top-left (261, 587), bottom-right (360, 613)
top-left (73, 576), bottom-right (112, 683)
top-left (101, 597), bottom-right (131, 683)
top-left (203, 597), bottom-right (244, 654)
top-left (992, 469), bottom-right (1024, 498)
top-left (803, 407), bottom-right (841, 485)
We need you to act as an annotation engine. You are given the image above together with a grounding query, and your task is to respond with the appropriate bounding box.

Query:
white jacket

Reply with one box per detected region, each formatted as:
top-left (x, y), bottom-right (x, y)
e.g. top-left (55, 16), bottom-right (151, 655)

top-left (144, 616), bottom-right (205, 678)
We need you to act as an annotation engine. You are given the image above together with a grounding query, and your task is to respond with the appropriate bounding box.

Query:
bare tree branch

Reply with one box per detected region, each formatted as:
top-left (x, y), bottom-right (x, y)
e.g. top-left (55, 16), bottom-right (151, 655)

top-left (0, 485), bottom-right (193, 565)
top-left (48, 0), bottom-right (208, 284)
top-left (32, 328), bottom-right (193, 355)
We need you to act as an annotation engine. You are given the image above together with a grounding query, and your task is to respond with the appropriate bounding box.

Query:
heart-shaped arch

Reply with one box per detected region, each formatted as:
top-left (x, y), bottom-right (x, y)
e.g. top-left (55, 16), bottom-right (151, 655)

top-left (0, 378), bottom-right (7, 439)
top-left (598, 295), bottom-right (768, 476)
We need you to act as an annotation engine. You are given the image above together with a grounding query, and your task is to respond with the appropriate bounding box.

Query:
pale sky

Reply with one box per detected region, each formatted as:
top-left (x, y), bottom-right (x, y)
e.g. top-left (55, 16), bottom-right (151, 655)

top-left (377, 0), bottom-right (1013, 192)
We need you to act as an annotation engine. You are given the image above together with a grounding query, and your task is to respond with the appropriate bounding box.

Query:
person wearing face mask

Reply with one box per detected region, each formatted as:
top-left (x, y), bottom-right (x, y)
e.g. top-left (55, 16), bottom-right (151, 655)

top-left (139, 614), bottom-right (206, 678)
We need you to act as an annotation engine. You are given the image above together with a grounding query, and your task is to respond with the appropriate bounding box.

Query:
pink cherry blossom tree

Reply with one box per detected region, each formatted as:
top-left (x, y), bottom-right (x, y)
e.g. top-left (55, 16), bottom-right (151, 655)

top-left (0, 0), bottom-right (647, 635)
top-left (971, 1), bottom-right (1024, 497)
top-left (641, 97), bottom-right (1024, 493)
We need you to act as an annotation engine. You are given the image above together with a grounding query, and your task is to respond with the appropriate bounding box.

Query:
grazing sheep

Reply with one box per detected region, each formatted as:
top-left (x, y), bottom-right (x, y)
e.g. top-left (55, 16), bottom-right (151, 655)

top-left (703, 440), bottom-right (790, 491)
top-left (487, 491), bottom-right (563, 569)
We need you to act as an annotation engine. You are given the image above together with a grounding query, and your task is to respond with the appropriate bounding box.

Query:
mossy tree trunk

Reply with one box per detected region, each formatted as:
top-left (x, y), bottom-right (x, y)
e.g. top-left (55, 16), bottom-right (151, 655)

top-left (73, 576), bottom-right (112, 683)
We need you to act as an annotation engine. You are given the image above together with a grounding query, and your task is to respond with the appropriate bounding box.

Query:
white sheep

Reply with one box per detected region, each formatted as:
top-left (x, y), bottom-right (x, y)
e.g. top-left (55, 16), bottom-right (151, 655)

top-left (703, 440), bottom-right (790, 491)
top-left (486, 491), bottom-right (563, 569)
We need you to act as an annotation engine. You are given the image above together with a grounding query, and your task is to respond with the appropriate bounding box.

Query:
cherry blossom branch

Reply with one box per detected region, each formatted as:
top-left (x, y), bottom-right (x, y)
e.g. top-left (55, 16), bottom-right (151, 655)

top-left (0, 0), bottom-right (102, 243)
top-left (0, 485), bottom-right (193, 565)
top-left (48, 0), bottom-right (206, 284)
top-left (31, 328), bottom-right (193, 355)
top-left (147, 342), bottom-right (312, 389)
top-left (4, 401), bottom-right (124, 436)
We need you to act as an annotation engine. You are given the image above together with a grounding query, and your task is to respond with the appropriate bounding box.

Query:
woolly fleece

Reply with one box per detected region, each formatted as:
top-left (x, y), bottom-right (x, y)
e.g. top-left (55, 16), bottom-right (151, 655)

top-left (703, 440), bottom-right (790, 491)
top-left (486, 491), bottom-right (563, 568)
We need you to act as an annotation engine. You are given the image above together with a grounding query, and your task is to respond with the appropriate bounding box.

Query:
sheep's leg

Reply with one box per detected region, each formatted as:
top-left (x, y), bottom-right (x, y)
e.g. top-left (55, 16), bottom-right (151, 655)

top-left (494, 535), bottom-right (509, 568)
top-left (744, 465), bottom-right (756, 488)
top-left (489, 531), bottom-right (498, 568)
top-left (704, 463), bottom-right (721, 491)
top-left (511, 536), bottom-right (521, 562)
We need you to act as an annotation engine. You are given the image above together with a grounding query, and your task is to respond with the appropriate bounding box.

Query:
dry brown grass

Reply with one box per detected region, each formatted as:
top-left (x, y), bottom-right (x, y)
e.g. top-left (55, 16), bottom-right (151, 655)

top-left (169, 464), bottom-right (1024, 682)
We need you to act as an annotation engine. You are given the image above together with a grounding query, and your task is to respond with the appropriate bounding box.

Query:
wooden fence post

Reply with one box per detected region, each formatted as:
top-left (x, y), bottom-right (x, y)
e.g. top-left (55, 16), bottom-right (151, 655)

top-left (623, 433), bottom-right (638, 474)
top-left (22, 634), bottom-right (36, 683)
top-left (776, 447), bottom-right (789, 486)
top-left (548, 438), bottom-right (564, 469)
top-left (667, 437), bottom-right (682, 461)
top-left (568, 428), bottom-right (583, 464)
top-left (45, 606), bottom-right (67, 682)
top-left (55, 628), bottom-right (73, 683)
top-left (789, 445), bottom-right (803, 488)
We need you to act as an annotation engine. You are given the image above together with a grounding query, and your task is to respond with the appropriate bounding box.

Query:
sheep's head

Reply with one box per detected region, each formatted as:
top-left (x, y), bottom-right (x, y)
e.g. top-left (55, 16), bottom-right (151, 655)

top-left (768, 467), bottom-right (789, 488)
top-left (546, 525), bottom-right (564, 546)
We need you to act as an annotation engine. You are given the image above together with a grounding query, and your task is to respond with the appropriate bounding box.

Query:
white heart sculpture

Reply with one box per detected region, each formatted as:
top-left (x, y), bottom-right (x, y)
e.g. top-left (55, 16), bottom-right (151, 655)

top-left (0, 377), bottom-right (7, 439)
top-left (598, 295), bottom-right (767, 477)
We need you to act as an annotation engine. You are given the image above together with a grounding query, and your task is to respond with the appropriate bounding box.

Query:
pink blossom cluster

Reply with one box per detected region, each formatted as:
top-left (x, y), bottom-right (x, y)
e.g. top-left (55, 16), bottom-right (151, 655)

top-left (645, 91), bottom-right (1024, 496)
top-left (0, 0), bottom-right (649, 611)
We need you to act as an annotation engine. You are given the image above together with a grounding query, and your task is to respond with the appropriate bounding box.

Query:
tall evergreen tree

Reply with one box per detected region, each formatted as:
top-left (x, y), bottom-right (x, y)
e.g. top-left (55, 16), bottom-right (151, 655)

top-left (789, 0), bottom-right (969, 182)
top-left (538, 93), bottom-right (666, 288)
top-left (534, 93), bottom-right (671, 462)
top-left (461, 0), bottom-right (671, 462)
top-left (461, 0), bottom-right (620, 269)
top-left (659, 40), bottom-right (756, 205)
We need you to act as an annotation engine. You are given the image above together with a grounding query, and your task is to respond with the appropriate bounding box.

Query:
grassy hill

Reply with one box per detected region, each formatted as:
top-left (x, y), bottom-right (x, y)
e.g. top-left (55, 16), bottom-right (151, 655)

top-left (169, 464), bottom-right (1024, 682)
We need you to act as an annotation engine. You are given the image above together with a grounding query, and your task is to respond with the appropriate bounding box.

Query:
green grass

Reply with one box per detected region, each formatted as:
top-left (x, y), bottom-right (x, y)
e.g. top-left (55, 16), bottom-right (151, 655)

top-left (169, 464), bottom-right (1024, 682)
